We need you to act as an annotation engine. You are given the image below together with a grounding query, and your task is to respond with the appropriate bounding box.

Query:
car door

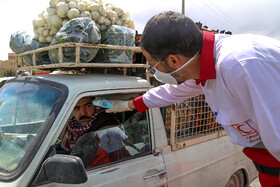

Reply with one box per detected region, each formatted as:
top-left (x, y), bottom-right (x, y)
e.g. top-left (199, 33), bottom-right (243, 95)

top-left (49, 92), bottom-right (167, 187)
top-left (84, 110), bottom-right (167, 187)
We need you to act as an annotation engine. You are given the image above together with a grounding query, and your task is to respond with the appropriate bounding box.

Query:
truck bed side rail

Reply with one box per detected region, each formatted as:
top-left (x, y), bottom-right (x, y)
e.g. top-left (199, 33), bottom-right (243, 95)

top-left (163, 94), bottom-right (227, 151)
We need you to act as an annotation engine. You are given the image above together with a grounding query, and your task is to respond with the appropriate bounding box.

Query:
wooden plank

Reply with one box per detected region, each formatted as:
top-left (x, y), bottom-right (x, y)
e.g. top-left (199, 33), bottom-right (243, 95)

top-left (58, 47), bottom-right (63, 64)
top-left (170, 104), bottom-right (176, 148)
top-left (15, 56), bottom-right (18, 72)
top-left (32, 53), bottom-right (36, 66)
top-left (76, 46), bottom-right (80, 64)
top-left (123, 67), bottom-right (127, 75)
top-left (16, 43), bottom-right (142, 57)
top-left (16, 63), bottom-right (148, 71)
top-left (15, 43), bottom-right (144, 71)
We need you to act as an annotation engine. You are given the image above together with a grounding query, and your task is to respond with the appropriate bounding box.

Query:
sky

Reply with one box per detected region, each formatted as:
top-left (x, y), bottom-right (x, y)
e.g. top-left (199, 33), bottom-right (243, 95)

top-left (0, 0), bottom-right (280, 60)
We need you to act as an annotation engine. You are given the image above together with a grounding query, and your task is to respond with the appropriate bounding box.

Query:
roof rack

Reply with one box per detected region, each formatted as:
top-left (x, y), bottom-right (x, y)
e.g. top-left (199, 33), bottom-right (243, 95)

top-left (15, 42), bottom-right (150, 80)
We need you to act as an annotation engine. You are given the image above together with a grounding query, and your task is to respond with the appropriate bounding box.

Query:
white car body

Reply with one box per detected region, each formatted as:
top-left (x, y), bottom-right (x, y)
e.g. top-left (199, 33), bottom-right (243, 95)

top-left (0, 74), bottom-right (257, 187)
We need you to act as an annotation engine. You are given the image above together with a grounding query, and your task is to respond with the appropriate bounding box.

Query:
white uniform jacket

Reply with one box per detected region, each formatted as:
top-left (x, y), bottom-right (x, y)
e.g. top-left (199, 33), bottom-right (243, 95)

top-left (133, 31), bottom-right (280, 161)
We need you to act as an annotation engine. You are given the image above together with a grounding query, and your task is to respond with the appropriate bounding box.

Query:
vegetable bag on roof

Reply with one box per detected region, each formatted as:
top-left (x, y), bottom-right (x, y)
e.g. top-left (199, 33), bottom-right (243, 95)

top-left (94, 25), bottom-right (135, 63)
top-left (49, 17), bottom-right (101, 63)
top-left (33, 0), bottom-right (135, 44)
top-left (9, 31), bottom-right (50, 66)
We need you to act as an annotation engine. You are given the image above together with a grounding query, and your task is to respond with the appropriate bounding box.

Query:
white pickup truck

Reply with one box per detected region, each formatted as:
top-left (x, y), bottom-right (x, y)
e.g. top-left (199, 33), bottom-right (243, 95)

top-left (0, 43), bottom-right (257, 187)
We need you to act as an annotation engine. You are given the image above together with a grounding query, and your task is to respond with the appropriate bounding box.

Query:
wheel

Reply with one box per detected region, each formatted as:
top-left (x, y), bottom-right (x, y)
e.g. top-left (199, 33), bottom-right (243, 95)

top-left (225, 170), bottom-right (245, 187)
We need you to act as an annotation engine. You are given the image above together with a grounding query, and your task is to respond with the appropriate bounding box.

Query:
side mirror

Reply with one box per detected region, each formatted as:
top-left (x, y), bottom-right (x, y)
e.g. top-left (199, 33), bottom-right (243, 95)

top-left (32, 154), bottom-right (87, 185)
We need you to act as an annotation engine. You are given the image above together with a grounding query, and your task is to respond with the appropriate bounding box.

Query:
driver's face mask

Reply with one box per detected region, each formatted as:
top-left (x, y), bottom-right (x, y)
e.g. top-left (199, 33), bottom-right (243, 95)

top-left (146, 51), bottom-right (200, 85)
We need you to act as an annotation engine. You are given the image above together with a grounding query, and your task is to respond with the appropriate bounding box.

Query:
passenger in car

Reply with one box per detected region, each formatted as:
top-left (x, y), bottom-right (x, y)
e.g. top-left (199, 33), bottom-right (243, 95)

top-left (98, 126), bottom-right (140, 162)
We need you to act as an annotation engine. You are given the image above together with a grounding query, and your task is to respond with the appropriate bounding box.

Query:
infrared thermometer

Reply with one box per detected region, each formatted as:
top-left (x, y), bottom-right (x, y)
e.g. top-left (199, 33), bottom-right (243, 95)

top-left (92, 99), bottom-right (112, 109)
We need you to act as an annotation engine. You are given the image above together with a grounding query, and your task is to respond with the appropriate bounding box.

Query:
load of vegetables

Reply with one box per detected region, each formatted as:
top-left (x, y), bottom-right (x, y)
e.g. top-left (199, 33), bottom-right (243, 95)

top-left (94, 25), bottom-right (135, 63)
top-left (10, 0), bottom-right (136, 65)
top-left (49, 17), bottom-right (101, 63)
top-left (33, 0), bottom-right (135, 44)
top-left (9, 31), bottom-right (50, 65)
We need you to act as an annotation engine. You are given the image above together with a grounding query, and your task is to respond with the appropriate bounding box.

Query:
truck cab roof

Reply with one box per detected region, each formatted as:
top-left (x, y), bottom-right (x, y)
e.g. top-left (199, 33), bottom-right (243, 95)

top-left (11, 74), bottom-right (152, 93)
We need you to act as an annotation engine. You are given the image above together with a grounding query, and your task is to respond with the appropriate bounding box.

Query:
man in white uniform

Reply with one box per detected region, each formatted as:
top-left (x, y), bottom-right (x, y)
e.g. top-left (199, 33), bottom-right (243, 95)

top-left (106, 11), bottom-right (280, 186)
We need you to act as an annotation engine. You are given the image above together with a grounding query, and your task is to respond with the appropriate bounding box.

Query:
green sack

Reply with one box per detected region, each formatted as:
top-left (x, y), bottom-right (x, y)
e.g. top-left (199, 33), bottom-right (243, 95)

top-left (49, 17), bottom-right (101, 64)
top-left (9, 31), bottom-right (49, 65)
top-left (94, 25), bottom-right (135, 64)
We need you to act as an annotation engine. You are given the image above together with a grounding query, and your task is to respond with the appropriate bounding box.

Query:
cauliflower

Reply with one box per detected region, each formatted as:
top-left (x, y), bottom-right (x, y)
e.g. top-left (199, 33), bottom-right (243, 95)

top-left (47, 7), bottom-right (56, 15)
top-left (67, 8), bottom-right (80, 19)
top-left (50, 25), bottom-right (59, 33)
top-left (37, 27), bottom-right (45, 35)
top-left (62, 19), bottom-right (69, 25)
top-left (110, 17), bottom-right (116, 24)
top-left (98, 16), bottom-right (105, 24)
top-left (116, 19), bottom-right (121, 26)
top-left (91, 11), bottom-right (100, 21)
top-left (43, 29), bottom-right (49, 36)
top-left (46, 35), bottom-right (53, 43)
top-left (50, 15), bottom-right (62, 27)
top-left (114, 7), bottom-right (123, 17)
top-left (95, 0), bottom-right (103, 6)
top-left (100, 24), bottom-right (108, 31)
top-left (81, 0), bottom-right (91, 6)
top-left (39, 35), bottom-right (47, 43)
top-left (99, 5), bottom-right (106, 16)
top-left (68, 2), bottom-right (76, 9)
top-left (80, 11), bottom-right (92, 19)
top-left (33, 18), bottom-right (46, 27)
top-left (70, 0), bottom-right (79, 3)
top-left (106, 10), bottom-right (117, 20)
top-left (56, 2), bottom-right (69, 18)
top-left (76, 2), bottom-right (87, 12)
top-left (121, 16), bottom-right (129, 24)
top-left (105, 3), bottom-right (114, 11)
top-left (104, 18), bottom-right (110, 26)
top-left (88, 2), bottom-right (99, 11)
top-left (32, 0), bottom-right (136, 44)
top-left (49, 0), bottom-right (60, 8)
top-left (49, 30), bottom-right (55, 35)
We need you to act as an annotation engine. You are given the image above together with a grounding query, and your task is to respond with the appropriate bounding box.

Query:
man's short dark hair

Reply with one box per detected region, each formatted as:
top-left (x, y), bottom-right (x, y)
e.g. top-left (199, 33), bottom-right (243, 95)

top-left (141, 11), bottom-right (203, 61)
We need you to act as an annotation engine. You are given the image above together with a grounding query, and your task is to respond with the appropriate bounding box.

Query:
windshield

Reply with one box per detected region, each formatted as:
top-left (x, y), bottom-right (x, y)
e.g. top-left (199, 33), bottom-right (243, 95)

top-left (0, 81), bottom-right (63, 172)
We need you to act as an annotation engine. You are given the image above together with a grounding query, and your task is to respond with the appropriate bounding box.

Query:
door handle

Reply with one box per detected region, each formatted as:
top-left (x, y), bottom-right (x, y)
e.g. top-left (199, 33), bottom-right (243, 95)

top-left (143, 169), bottom-right (167, 179)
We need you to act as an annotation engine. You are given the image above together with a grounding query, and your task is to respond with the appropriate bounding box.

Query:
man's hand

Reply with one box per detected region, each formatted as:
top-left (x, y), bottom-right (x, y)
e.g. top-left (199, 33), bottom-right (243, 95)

top-left (106, 100), bottom-right (133, 113)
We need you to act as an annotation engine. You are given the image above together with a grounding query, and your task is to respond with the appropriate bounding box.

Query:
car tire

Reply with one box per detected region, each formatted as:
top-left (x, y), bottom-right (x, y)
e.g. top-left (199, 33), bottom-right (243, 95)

top-left (225, 170), bottom-right (245, 187)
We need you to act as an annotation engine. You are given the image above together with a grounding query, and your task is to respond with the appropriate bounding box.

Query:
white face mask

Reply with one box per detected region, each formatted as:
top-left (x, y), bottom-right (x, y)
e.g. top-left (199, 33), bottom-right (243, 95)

top-left (147, 51), bottom-right (200, 85)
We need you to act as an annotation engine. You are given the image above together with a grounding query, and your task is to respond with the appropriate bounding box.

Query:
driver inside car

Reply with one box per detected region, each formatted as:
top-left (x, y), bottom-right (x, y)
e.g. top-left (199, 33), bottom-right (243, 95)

top-left (56, 96), bottom-right (119, 168)
top-left (60, 96), bottom-right (119, 152)
top-left (57, 96), bottom-right (138, 168)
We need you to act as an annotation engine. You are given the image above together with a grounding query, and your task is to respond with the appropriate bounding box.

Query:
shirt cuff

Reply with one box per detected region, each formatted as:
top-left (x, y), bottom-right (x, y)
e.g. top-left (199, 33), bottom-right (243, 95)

top-left (243, 147), bottom-right (280, 167)
top-left (132, 96), bottom-right (149, 112)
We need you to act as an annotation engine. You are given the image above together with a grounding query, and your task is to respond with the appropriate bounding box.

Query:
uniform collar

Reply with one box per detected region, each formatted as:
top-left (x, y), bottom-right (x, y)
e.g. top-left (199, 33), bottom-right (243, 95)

top-left (195, 31), bottom-right (216, 86)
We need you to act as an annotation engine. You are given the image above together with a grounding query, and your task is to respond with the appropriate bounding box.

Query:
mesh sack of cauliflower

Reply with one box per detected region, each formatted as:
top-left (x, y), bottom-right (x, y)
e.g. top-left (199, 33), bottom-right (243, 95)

top-left (94, 25), bottom-right (135, 63)
top-left (9, 31), bottom-right (50, 66)
top-left (49, 17), bottom-right (101, 63)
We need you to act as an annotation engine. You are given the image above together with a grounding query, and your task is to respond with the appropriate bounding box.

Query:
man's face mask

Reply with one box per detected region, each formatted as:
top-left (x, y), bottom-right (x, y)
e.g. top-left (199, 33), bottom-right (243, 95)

top-left (146, 51), bottom-right (200, 85)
